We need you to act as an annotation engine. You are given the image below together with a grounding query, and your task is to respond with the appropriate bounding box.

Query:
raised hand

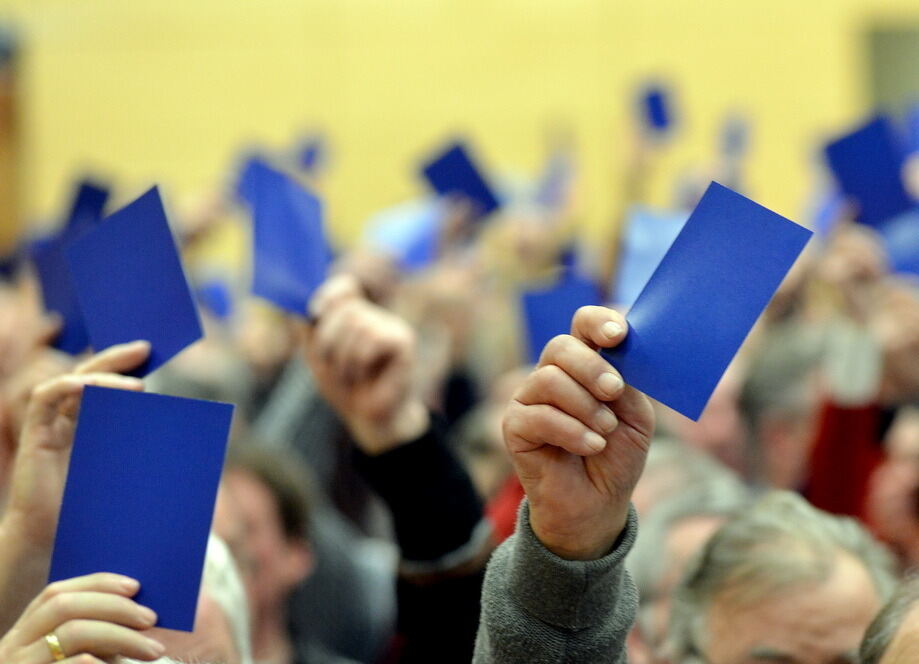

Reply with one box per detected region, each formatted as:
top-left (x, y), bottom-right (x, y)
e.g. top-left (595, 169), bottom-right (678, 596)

top-left (503, 306), bottom-right (654, 560)
top-left (0, 573), bottom-right (164, 664)
top-left (0, 341), bottom-right (150, 633)
top-left (303, 275), bottom-right (428, 454)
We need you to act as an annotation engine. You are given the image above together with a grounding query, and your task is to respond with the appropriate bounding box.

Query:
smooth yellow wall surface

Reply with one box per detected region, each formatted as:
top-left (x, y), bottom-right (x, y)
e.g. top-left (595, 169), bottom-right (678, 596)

top-left (0, 0), bottom-right (917, 248)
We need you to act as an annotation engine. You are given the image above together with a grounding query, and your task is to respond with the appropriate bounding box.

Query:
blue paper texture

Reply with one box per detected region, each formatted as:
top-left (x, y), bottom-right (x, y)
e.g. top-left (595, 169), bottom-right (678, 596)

top-left (252, 169), bottom-right (331, 314)
top-left (603, 182), bottom-right (812, 420)
top-left (521, 273), bottom-right (602, 364)
top-left (612, 205), bottom-right (688, 310)
top-left (49, 386), bottom-right (234, 632)
top-left (32, 240), bottom-right (89, 354)
top-left (420, 141), bottom-right (500, 218)
top-left (65, 187), bottom-right (203, 376)
top-left (824, 116), bottom-right (915, 227)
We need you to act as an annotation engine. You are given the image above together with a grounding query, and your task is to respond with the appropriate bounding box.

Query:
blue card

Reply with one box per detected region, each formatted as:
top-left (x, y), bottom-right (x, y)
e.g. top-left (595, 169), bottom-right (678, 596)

top-left (65, 180), bottom-right (109, 233)
top-left (31, 239), bottom-right (89, 354)
top-left (420, 141), bottom-right (501, 218)
top-left (49, 386), bottom-right (234, 632)
top-left (603, 182), bottom-right (812, 420)
top-left (906, 103), bottom-right (919, 154)
top-left (65, 187), bottom-right (203, 376)
top-left (196, 279), bottom-right (234, 321)
top-left (235, 153), bottom-right (274, 208)
top-left (611, 205), bottom-right (688, 310)
top-left (824, 116), bottom-right (915, 227)
top-left (521, 273), bottom-right (602, 364)
top-left (364, 198), bottom-right (443, 272)
top-left (296, 135), bottom-right (325, 173)
top-left (641, 86), bottom-right (672, 133)
top-left (252, 169), bottom-right (331, 314)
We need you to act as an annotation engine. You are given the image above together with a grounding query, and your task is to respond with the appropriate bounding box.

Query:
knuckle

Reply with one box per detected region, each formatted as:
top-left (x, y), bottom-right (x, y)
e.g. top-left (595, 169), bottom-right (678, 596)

top-left (49, 592), bottom-right (76, 617)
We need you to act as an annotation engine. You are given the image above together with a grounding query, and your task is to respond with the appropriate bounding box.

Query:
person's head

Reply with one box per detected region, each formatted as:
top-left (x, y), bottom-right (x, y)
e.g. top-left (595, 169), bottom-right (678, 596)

top-left (738, 324), bottom-right (824, 488)
top-left (628, 442), bottom-right (749, 659)
top-left (668, 491), bottom-right (895, 664)
top-left (213, 443), bottom-right (313, 620)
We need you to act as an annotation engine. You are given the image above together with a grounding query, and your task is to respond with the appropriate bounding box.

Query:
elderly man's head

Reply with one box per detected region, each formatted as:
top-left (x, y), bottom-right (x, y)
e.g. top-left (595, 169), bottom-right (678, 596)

top-left (668, 491), bottom-right (895, 664)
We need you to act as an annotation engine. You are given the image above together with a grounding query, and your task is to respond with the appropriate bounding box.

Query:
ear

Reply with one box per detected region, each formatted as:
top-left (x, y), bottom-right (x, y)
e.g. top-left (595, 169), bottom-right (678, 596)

top-left (284, 539), bottom-right (314, 586)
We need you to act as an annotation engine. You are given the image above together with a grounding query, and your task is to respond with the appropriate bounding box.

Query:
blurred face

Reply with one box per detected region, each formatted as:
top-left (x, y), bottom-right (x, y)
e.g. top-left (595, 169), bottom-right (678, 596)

top-left (216, 469), bottom-right (310, 616)
top-left (700, 553), bottom-right (882, 664)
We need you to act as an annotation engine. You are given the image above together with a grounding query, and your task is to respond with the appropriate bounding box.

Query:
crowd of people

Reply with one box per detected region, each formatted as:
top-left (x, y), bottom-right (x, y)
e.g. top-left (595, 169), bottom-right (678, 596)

top-left (0, 110), bottom-right (918, 664)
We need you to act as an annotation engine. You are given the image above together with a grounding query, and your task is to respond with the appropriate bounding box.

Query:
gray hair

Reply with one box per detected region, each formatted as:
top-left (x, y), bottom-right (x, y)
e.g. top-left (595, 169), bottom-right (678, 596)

top-left (859, 574), bottom-right (919, 664)
top-left (667, 491), bottom-right (896, 663)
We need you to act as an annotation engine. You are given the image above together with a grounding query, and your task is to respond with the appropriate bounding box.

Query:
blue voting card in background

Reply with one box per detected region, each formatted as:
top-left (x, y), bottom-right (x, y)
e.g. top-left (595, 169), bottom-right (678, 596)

top-left (603, 182), bottom-right (812, 421)
top-left (521, 273), bottom-right (602, 365)
top-left (49, 386), bottom-right (234, 632)
top-left (420, 141), bottom-right (501, 218)
top-left (611, 205), bottom-right (688, 310)
top-left (65, 187), bottom-right (202, 376)
top-left (31, 240), bottom-right (89, 354)
top-left (906, 103), bottom-right (919, 154)
top-left (824, 116), bottom-right (915, 227)
top-left (641, 86), bottom-right (672, 133)
top-left (364, 198), bottom-right (443, 272)
top-left (196, 279), bottom-right (234, 321)
top-left (235, 153), bottom-right (274, 208)
top-left (65, 180), bottom-right (109, 233)
top-left (252, 170), bottom-right (331, 314)
top-left (296, 135), bottom-right (326, 173)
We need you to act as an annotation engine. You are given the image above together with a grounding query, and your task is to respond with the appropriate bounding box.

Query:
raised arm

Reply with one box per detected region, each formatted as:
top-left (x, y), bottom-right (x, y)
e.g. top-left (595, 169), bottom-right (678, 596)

top-left (475, 305), bottom-right (655, 663)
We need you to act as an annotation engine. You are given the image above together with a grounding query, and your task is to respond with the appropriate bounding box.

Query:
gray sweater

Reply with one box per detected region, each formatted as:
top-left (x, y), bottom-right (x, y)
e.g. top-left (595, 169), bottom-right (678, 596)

top-left (474, 500), bottom-right (639, 663)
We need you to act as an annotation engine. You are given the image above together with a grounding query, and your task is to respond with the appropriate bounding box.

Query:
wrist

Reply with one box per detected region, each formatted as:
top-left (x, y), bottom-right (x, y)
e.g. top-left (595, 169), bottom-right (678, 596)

top-left (529, 507), bottom-right (627, 561)
top-left (346, 400), bottom-right (430, 455)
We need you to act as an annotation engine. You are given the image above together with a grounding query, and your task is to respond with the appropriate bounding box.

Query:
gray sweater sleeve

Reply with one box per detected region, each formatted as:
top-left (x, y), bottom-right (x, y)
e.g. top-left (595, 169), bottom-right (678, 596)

top-left (473, 499), bottom-right (639, 663)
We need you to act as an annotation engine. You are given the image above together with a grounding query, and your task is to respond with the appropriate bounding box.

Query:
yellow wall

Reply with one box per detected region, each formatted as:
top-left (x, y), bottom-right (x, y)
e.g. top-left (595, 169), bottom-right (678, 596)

top-left (0, 0), bottom-right (918, 248)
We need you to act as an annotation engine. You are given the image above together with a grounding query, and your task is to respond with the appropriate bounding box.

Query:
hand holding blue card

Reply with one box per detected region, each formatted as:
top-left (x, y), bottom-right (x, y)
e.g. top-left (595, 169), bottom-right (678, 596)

top-left (420, 141), bottom-right (501, 218)
top-left (65, 187), bottom-right (203, 376)
top-left (603, 182), bottom-right (812, 420)
top-left (49, 386), bottom-right (234, 631)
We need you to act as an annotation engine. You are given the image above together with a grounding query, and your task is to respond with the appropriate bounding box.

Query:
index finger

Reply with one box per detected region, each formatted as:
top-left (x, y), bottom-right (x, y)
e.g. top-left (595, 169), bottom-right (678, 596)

top-left (75, 341), bottom-right (151, 375)
top-left (570, 306), bottom-right (627, 351)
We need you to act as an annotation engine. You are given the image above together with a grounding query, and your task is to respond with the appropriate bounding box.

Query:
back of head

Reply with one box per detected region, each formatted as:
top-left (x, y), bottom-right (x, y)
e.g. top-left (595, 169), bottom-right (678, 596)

top-left (667, 491), bottom-right (895, 663)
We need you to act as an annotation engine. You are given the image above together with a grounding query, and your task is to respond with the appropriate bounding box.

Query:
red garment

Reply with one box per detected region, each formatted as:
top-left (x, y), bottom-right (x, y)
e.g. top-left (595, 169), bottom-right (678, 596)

top-left (486, 474), bottom-right (526, 543)
top-left (803, 400), bottom-right (885, 522)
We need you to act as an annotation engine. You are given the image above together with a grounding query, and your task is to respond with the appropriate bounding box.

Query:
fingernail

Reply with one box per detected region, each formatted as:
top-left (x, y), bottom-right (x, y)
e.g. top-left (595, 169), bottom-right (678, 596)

top-left (138, 605), bottom-right (157, 626)
top-left (595, 407), bottom-right (618, 433)
top-left (601, 321), bottom-right (623, 339)
top-left (132, 340), bottom-right (151, 350)
top-left (120, 576), bottom-right (141, 593)
top-left (584, 431), bottom-right (607, 452)
top-left (145, 638), bottom-right (166, 657)
top-left (598, 372), bottom-right (623, 397)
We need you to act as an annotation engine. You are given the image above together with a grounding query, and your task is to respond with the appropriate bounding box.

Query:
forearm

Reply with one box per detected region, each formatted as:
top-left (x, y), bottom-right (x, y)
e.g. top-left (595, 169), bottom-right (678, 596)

top-left (0, 514), bottom-right (51, 633)
top-left (473, 500), bottom-right (638, 664)
top-left (353, 416), bottom-right (489, 566)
